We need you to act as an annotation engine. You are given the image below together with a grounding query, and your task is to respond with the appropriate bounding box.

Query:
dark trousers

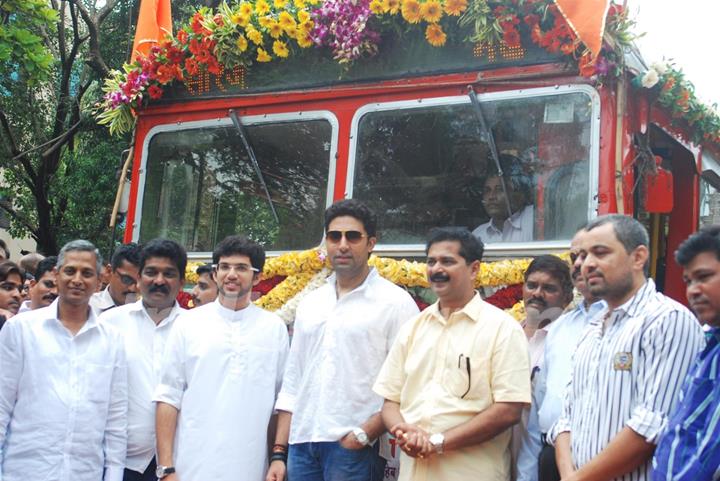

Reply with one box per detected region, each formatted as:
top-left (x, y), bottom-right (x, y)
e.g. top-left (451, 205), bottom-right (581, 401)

top-left (123, 458), bottom-right (157, 481)
top-left (538, 441), bottom-right (560, 481)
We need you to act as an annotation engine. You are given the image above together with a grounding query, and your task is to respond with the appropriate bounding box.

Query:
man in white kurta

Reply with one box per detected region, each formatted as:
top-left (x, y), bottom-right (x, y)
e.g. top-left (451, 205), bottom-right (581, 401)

top-left (154, 235), bottom-right (289, 481)
top-left (0, 240), bottom-right (127, 481)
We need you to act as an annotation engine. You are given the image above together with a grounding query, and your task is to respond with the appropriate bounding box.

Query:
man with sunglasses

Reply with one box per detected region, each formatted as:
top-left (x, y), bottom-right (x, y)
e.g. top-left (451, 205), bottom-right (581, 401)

top-left (91, 242), bottom-right (142, 315)
top-left (267, 199), bottom-right (419, 481)
top-left (373, 227), bottom-right (531, 481)
top-left (155, 235), bottom-right (288, 481)
top-left (100, 239), bottom-right (187, 481)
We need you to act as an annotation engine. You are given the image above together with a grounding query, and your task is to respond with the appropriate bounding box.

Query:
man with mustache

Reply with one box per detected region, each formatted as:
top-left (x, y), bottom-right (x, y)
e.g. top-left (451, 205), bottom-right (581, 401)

top-left (100, 239), bottom-right (186, 481)
top-left (156, 235), bottom-right (289, 481)
top-left (517, 230), bottom-right (605, 481)
top-left (652, 225), bottom-right (720, 480)
top-left (18, 255), bottom-right (58, 313)
top-left (549, 215), bottom-right (704, 481)
top-left (91, 242), bottom-right (142, 315)
top-left (0, 240), bottom-right (127, 481)
top-left (374, 227), bottom-right (531, 481)
top-left (267, 200), bottom-right (419, 481)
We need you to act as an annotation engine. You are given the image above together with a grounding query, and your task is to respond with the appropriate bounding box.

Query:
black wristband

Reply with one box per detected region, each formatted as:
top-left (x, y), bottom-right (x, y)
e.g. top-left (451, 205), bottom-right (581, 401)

top-left (269, 452), bottom-right (287, 465)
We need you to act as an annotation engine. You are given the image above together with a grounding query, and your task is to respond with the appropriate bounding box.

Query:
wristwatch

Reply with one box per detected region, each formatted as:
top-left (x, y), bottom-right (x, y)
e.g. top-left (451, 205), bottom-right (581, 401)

top-left (429, 433), bottom-right (445, 454)
top-left (352, 427), bottom-right (370, 446)
top-left (155, 465), bottom-right (176, 479)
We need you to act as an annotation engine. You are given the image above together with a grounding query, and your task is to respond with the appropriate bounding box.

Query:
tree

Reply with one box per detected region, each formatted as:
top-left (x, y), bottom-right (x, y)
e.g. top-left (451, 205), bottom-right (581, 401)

top-left (0, 0), bottom-right (132, 254)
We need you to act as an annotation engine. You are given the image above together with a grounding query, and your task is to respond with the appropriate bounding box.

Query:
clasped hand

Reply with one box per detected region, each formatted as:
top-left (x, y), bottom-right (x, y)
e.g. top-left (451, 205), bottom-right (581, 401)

top-left (390, 423), bottom-right (437, 459)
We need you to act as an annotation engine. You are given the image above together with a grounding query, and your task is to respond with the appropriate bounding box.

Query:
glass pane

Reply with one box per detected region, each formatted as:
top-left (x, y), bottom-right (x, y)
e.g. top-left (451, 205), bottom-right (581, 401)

top-left (139, 119), bottom-right (331, 251)
top-left (353, 92), bottom-right (594, 244)
top-left (699, 178), bottom-right (720, 227)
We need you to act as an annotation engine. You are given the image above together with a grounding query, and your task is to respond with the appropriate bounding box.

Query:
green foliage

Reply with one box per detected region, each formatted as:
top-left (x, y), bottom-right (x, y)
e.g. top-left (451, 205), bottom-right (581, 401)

top-left (0, 0), bottom-right (58, 82)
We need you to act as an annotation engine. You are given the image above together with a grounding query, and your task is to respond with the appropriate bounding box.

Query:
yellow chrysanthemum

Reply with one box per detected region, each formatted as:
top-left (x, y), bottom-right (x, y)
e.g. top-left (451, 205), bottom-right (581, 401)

top-left (268, 20), bottom-right (284, 38)
top-left (443, 0), bottom-right (466, 15)
top-left (299, 20), bottom-right (314, 33)
top-left (387, 0), bottom-right (400, 14)
top-left (236, 34), bottom-right (249, 51)
top-left (279, 11), bottom-right (297, 32)
top-left (420, 0), bottom-right (442, 23)
top-left (258, 15), bottom-right (273, 27)
top-left (425, 23), bottom-right (446, 46)
top-left (255, 0), bottom-right (271, 16)
top-left (297, 10), bottom-right (311, 23)
top-left (256, 47), bottom-right (272, 62)
top-left (233, 12), bottom-right (251, 27)
top-left (246, 27), bottom-right (264, 45)
top-left (296, 32), bottom-right (313, 48)
top-left (369, 0), bottom-right (384, 14)
top-left (274, 0), bottom-right (288, 8)
top-left (401, 0), bottom-right (422, 24)
top-left (273, 40), bottom-right (290, 58)
top-left (294, 0), bottom-right (306, 9)
top-left (239, 2), bottom-right (253, 16)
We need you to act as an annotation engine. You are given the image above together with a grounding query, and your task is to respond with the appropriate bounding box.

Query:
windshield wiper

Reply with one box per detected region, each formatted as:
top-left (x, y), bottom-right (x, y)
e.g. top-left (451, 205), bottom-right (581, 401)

top-left (467, 86), bottom-right (513, 220)
top-left (228, 109), bottom-right (280, 224)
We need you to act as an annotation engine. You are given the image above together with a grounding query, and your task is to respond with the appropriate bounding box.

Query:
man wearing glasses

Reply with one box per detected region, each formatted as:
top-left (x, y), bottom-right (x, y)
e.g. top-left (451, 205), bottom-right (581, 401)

top-left (91, 242), bottom-right (142, 315)
top-left (100, 239), bottom-right (187, 481)
top-left (267, 199), bottom-right (419, 481)
top-left (373, 227), bottom-right (531, 481)
top-left (155, 235), bottom-right (289, 481)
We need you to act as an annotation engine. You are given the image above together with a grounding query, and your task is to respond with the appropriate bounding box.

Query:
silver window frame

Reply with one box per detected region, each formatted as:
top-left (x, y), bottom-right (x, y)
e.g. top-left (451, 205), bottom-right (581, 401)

top-left (132, 111), bottom-right (340, 259)
top-left (346, 85), bottom-right (601, 258)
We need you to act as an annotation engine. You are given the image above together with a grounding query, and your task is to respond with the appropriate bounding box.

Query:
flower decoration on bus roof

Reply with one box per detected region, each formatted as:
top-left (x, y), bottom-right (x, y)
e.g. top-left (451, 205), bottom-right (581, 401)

top-left (635, 61), bottom-right (720, 146)
top-left (96, 0), bottom-right (636, 136)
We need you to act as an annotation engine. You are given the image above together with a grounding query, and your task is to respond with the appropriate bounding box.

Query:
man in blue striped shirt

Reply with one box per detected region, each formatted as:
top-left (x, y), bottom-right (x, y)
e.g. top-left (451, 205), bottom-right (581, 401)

top-left (653, 226), bottom-right (720, 481)
top-left (549, 214), bottom-right (704, 481)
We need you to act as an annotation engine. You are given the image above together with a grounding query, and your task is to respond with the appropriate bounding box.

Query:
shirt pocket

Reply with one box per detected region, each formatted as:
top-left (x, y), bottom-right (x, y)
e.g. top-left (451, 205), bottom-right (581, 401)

top-left (84, 362), bottom-right (115, 403)
top-left (442, 351), bottom-right (490, 401)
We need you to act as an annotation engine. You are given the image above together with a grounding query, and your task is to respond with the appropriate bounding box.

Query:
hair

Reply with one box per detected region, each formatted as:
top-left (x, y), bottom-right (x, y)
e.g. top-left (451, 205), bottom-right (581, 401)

top-left (139, 239), bottom-right (187, 278)
top-left (34, 256), bottom-right (57, 280)
top-left (196, 263), bottom-right (214, 276)
top-left (57, 240), bottom-right (103, 273)
top-left (485, 153), bottom-right (535, 205)
top-left (675, 225), bottom-right (720, 266)
top-left (212, 235), bottom-right (266, 272)
top-left (324, 199), bottom-right (377, 238)
top-left (425, 227), bottom-right (484, 263)
top-left (110, 242), bottom-right (142, 270)
top-left (525, 255), bottom-right (573, 299)
top-left (19, 253), bottom-right (44, 275)
top-left (585, 214), bottom-right (649, 253)
top-left (0, 239), bottom-right (9, 260)
top-left (0, 260), bottom-right (22, 283)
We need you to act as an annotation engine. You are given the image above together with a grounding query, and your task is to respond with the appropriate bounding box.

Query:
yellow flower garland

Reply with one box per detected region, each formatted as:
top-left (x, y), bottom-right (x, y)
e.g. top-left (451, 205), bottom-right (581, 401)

top-left (183, 249), bottom-right (570, 314)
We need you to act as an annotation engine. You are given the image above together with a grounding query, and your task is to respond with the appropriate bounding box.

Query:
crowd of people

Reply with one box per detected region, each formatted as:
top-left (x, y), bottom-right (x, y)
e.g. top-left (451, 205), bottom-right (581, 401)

top-left (0, 199), bottom-right (718, 481)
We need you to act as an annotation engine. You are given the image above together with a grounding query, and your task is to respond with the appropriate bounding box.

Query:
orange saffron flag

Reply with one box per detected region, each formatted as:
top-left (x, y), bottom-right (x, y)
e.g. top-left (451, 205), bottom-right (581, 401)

top-left (554, 0), bottom-right (610, 59)
top-left (131, 0), bottom-right (173, 62)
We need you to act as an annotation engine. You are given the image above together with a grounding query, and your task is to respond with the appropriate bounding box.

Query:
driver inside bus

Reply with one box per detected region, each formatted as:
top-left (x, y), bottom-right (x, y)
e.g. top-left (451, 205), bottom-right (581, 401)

top-left (473, 153), bottom-right (535, 243)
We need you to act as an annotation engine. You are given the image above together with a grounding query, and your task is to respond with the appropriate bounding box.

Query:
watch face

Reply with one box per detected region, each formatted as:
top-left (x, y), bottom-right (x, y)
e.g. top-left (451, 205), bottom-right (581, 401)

top-left (155, 466), bottom-right (164, 478)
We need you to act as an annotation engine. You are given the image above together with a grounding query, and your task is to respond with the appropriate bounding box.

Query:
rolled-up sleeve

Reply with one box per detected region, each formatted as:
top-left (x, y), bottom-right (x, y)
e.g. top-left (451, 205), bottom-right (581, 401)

top-left (373, 321), bottom-right (411, 403)
top-left (154, 319), bottom-right (187, 409)
top-left (548, 379), bottom-right (573, 444)
top-left (103, 332), bottom-right (128, 481)
top-left (626, 310), bottom-right (704, 443)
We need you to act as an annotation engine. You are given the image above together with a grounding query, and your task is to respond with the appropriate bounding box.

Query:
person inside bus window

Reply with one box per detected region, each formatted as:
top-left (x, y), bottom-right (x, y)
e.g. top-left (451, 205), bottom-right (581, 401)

top-left (473, 153), bottom-right (535, 243)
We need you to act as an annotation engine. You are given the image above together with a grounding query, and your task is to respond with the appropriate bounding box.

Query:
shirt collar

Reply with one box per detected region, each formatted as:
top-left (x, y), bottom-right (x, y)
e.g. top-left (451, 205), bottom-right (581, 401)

top-left (705, 326), bottom-right (720, 345)
top-left (45, 297), bottom-right (99, 336)
top-left (214, 298), bottom-right (257, 321)
top-left (487, 205), bottom-right (530, 233)
top-left (611, 278), bottom-right (655, 317)
top-left (326, 266), bottom-right (378, 299)
top-left (131, 299), bottom-right (183, 327)
top-left (428, 291), bottom-right (484, 325)
top-left (577, 299), bottom-right (606, 316)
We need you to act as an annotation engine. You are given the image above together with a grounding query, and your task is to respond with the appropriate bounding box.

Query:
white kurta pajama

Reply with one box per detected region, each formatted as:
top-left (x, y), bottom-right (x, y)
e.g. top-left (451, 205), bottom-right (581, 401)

top-left (154, 300), bottom-right (289, 481)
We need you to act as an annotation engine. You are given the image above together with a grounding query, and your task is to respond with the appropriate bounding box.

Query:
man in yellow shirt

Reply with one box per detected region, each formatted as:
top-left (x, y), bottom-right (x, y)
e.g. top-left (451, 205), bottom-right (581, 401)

top-left (373, 227), bottom-right (531, 481)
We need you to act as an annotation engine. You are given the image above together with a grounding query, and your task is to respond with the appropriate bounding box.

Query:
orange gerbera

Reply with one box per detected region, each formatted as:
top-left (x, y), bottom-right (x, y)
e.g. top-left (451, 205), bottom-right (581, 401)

top-left (401, 0), bottom-right (422, 23)
top-left (425, 23), bottom-right (446, 46)
top-left (421, 0), bottom-right (442, 23)
top-left (443, 0), bottom-right (466, 15)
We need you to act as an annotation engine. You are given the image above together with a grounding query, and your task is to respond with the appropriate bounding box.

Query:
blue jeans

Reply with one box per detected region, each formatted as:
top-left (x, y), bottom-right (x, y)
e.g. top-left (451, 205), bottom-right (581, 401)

top-left (288, 441), bottom-right (385, 481)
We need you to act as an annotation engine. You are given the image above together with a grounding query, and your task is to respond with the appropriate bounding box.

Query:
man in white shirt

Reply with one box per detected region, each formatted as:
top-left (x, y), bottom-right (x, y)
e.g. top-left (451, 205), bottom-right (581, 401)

top-left (100, 239), bottom-right (187, 481)
top-left (0, 239), bottom-right (128, 481)
top-left (91, 242), bottom-right (141, 315)
top-left (18, 255), bottom-right (58, 313)
top-left (267, 199), bottom-right (420, 481)
top-left (190, 263), bottom-right (217, 307)
top-left (155, 235), bottom-right (289, 481)
top-left (516, 229), bottom-right (605, 481)
top-left (473, 154), bottom-right (535, 244)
